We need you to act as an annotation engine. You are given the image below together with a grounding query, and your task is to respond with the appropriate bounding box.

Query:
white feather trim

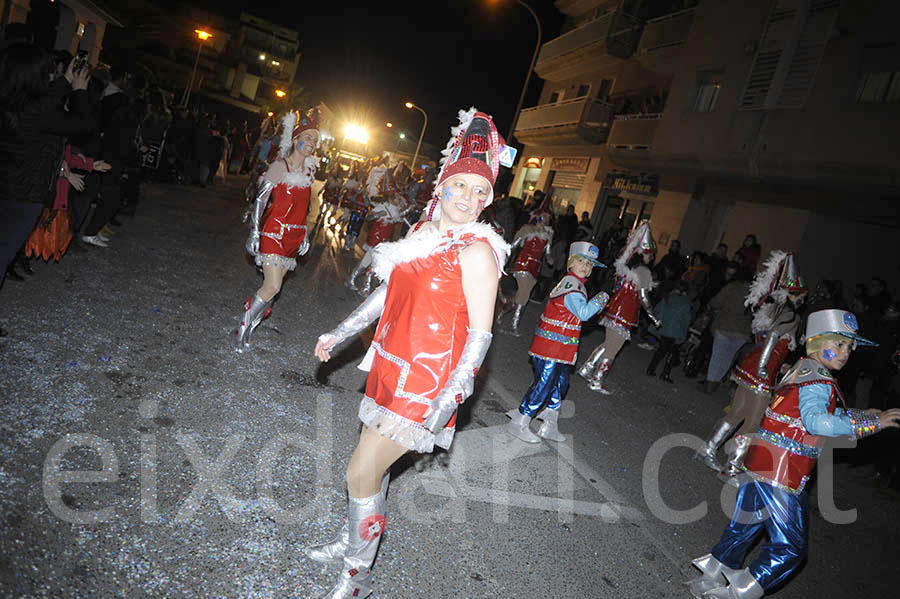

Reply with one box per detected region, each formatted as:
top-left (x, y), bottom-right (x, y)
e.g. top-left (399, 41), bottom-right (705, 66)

top-left (278, 111), bottom-right (298, 159)
top-left (436, 107), bottom-right (477, 185)
top-left (751, 301), bottom-right (799, 350)
top-left (280, 155), bottom-right (319, 190)
top-left (513, 224), bottom-right (553, 245)
top-left (745, 250), bottom-right (787, 308)
top-left (372, 221), bottom-right (510, 283)
top-left (615, 263), bottom-right (657, 290)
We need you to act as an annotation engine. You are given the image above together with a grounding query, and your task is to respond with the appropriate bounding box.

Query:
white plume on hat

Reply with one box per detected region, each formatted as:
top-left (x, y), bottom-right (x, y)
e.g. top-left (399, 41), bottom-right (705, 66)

top-left (745, 250), bottom-right (787, 309)
top-left (278, 110), bottom-right (298, 159)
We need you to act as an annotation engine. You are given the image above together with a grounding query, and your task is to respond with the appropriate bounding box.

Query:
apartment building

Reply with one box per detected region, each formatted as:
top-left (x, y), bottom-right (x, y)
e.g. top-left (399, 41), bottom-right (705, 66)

top-left (510, 0), bottom-right (899, 286)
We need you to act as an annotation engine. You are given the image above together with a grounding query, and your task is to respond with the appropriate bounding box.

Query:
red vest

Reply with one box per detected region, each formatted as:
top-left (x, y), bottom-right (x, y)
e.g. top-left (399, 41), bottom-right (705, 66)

top-left (529, 275), bottom-right (586, 365)
top-left (743, 358), bottom-right (845, 494)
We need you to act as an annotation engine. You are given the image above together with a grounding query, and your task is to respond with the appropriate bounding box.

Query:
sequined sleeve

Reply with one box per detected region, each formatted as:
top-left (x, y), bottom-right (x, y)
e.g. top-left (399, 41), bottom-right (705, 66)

top-left (845, 408), bottom-right (882, 439)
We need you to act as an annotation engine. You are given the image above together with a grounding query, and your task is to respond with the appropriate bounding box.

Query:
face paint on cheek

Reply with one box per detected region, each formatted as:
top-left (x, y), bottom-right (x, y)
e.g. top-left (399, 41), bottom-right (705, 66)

top-left (296, 141), bottom-right (307, 152)
top-left (823, 348), bottom-right (836, 362)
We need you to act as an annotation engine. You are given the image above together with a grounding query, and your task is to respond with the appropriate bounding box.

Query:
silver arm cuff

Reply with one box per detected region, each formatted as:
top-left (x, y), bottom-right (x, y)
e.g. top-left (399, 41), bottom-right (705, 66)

top-left (756, 331), bottom-right (779, 378)
top-left (423, 329), bottom-right (492, 433)
top-left (846, 409), bottom-right (882, 439)
top-left (639, 288), bottom-right (661, 326)
top-left (247, 179), bottom-right (275, 255)
top-left (318, 284), bottom-right (387, 349)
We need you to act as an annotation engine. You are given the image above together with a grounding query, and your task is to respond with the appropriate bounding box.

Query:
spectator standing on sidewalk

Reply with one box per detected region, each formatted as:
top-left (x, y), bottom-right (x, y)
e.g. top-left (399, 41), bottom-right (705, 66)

top-left (699, 262), bottom-right (751, 393)
top-left (1, 45), bottom-right (95, 292)
top-left (645, 280), bottom-right (692, 383)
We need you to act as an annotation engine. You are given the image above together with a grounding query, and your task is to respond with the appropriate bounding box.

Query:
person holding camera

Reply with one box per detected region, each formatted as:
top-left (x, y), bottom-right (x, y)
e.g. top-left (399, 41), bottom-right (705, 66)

top-left (0, 44), bottom-right (95, 301)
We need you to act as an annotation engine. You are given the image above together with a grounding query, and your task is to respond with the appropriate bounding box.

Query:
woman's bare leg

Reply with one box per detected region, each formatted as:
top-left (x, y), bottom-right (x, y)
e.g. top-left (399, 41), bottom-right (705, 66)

top-left (257, 264), bottom-right (287, 302)
top-left (346, 426), bottom-right (409, 499)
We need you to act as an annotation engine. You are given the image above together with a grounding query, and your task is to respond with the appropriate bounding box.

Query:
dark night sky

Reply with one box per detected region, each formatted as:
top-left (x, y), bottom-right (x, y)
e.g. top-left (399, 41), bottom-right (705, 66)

top-left (189, 1), bottom-right (565, 148)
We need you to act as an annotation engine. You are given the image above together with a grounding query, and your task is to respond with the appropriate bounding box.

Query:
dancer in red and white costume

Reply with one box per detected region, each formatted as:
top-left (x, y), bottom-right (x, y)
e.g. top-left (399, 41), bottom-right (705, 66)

top-left (695, 251), bottom-right (807, 486)
top-left (344, 194), bottom-right (408, 294)
top-left (307, 108), bottom-right (513, 599)
top-left (230, 109), bottom-right (319, 352)
top-left (578, 222), bottom-right (661, 394)
top-left (495, 216), bottom-right (554, 336)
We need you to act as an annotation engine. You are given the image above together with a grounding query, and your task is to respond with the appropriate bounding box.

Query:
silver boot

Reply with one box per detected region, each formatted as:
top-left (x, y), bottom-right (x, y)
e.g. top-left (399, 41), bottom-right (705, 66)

top-left (587, 358), bottom-right (613, 394)
top-left (577, 345), bottom-right (606, 380)
top-left (306, 474), bottom-right (388, 565)
top-left (536, 408), bottom-right (567, 442)
top-left (686, 553), bottom-right (739, 598)
top-left (718, 434), bottom-right (752, 487)
top-left (358, 270), bottom-right (375, 297)
top-left (694, 420), bottom-right (736, 472)
top-left (345, 261), bottom-right (366, 291)
top-left (495, 301), bottom-right (514, 326)
top-left (508, 304), bottom-right (524, 337)
top-left (701, 567), bottom-right (764, 599)
top-left (230, 294), bottom-right (272, 352)
top-left (506, 411), bottom-right (540, 444)
top-left (317, 481), bottom-right (388, 599)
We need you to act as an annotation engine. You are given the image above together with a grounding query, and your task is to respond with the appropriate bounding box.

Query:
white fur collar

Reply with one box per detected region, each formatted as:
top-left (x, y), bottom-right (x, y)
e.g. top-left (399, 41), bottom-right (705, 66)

top-left (280, 155), bottom-right (318, 190)
top-left (514, 224), bottom-right (553, 245)
top-left (614, 261), bottom-right (656, 290)
top-left (372, 221), bottom-right (510, 282)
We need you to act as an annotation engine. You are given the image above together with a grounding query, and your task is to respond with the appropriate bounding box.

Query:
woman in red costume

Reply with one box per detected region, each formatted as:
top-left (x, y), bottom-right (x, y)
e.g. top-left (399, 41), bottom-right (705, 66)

top-left (495, 215), bottom-right (554, 336)
top-left (307, 109), bottom-right (512, 599)
top-left (578, 222), bottom-right (661, 394)
top-left (229, 109), bottom-right (319, 352)
top-left (695, 251), bottom-right (807, 485)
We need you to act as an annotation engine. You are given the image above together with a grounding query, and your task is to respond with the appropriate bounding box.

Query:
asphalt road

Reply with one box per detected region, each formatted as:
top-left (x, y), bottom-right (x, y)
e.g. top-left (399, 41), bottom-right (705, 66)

top-left (1, 177), bottom-right (897, 599)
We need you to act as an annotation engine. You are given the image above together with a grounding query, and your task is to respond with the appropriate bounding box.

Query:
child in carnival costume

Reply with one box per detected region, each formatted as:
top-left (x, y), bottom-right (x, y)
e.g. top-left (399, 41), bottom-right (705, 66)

top-left (578, 222), bottom-right (661, 394)
top-left (506, 241), bottom-right (609, 443)
top-left (687, 309), bottom-right (900, 599)
top-left (495, 215), bottom-right (554, 336)
top-left (695, 252), bottom-right (807, 484)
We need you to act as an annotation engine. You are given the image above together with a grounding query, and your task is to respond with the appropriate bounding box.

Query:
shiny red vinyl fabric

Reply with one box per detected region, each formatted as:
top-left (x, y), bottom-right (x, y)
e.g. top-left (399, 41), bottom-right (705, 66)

top-left (259, 183), bottom-right (310, 257)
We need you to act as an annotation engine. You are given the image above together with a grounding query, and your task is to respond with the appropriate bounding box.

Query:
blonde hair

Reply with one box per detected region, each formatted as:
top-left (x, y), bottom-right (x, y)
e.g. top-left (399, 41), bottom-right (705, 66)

top-left (806, 333), bottom-right (848, 355)
top-left (568, 255), bottom-right (588, 270)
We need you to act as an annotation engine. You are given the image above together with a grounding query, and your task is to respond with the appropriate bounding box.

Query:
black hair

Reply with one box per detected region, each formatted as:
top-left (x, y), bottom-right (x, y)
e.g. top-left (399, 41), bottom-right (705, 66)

top-left (0, 43), bottom-right (53, 129)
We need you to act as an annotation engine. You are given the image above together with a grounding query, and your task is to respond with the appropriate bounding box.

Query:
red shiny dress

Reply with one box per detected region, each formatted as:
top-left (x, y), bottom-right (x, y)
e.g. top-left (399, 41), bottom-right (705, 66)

top-left (258, 158), bottom-right (314, 271)
top-left (360, 222), bottom-right (509, 453)
top-left (365, 203), bottom-right (401, 250)
top-left (731, 335), bottom-right (792, 394)
top-left (513, 227), bottom-right (551, 278)
top-left (599, 265), bottom-right (652, 340)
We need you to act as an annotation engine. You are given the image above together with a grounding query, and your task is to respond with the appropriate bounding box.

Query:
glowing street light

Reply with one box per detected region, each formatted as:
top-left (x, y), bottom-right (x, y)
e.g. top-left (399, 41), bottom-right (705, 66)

top-left (399, 132), bottom-right (406, 139)
top-left (271, 60), bottom-right (281, 66)
top-left (267, 111), bottom-right (274, 117)
top-left (274, 89), bottom-right (286, 98)
top-left (181, 29), bottom-right (213, 107)
top-left (259, 54), bottom-right (266, 60)
top-left (386, 122), bottom-right (393, 128)
top-left (344, 124), bottom-right (369, 145)
top-left (405, 101), bottom-right (428, 171)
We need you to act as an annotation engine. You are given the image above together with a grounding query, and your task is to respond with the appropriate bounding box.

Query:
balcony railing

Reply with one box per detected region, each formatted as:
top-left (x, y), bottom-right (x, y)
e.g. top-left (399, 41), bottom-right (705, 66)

top-left (515, 96), bottom-right (613, 144)
top-left (537, 8), bottom-right (642, 65)
top-left (637, 7), bottom-right (696, 54)
top-left (607, 113), bottom-right (661, 150)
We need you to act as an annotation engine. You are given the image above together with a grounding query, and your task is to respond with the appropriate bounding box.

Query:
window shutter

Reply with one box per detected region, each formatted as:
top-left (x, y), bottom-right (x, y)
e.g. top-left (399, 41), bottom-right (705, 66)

top-left (775, 0), bottom-right (839, 108)
top-left (739, 0), bottom-right (838, 110)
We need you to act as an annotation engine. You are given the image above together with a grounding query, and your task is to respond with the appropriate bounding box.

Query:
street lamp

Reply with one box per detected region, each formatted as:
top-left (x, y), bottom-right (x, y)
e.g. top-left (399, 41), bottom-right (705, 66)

top-left (405, 101), bottom-right (428, 171)
top-left (181, 29), bottom-right (213, 108)
top-left (385, 122), bottom-right (393, 128)
top-left (275, 89), bottom-right (286, 98)
top-left (502, 1), bottom-right (541, 142)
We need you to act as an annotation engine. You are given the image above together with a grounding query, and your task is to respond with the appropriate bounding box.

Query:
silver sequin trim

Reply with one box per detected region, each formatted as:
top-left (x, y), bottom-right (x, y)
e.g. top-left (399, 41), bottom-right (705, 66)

top-left (534, 328), bottom-right (579, 345)
top-left (369, 341), bottom-right (438, 405)
top-left (765, 408), bottom-right (804, 429)
top-left (755, 429), bottom-right (820, 458)
top-left (539, 315), bottom-right (581, 331)
top-left (742, 468), bottom-right (810, 495)
top-left (600, 317), bottom-right (632, 340)
top-left (358, 396), bottom-right (454, 453)
top-left (255, 253), bottom-right (297, 271)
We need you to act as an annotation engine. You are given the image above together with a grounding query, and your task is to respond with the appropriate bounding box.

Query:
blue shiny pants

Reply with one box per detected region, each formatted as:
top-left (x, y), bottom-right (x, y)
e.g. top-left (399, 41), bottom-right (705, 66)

top-left (712, 477), bottom-right (808, 591)
top-left (518, 357), bottom-right (570, 417)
